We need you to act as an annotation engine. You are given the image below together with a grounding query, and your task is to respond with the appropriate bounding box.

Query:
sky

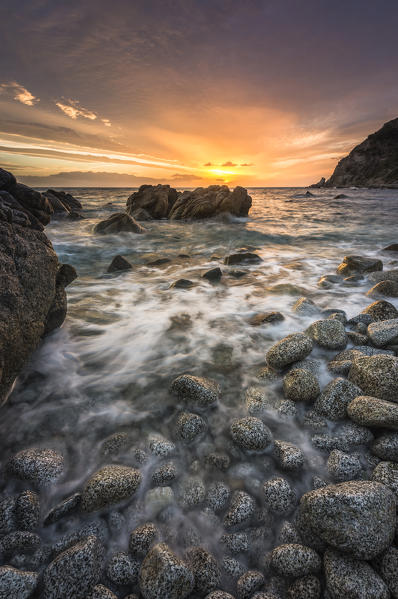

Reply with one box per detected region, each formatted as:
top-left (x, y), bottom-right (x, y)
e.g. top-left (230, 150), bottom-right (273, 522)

top-left (1, 0), bottom-right (398, 187)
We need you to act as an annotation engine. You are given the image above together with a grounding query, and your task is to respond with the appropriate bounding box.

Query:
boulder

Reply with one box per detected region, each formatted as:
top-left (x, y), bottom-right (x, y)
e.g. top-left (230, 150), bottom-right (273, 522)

top-left (361, 300), bottom-right (398, 322)
top-left (230, 416), bottom-right (273, 451)
top-left (236, 570), bottom-right (264, 599)
top-left (273, 440), bottom-right (304, 472)
top-left (336, 256), bottom-right (383, 276)
top-left (7, 448), bottom-right (64, 487)
top-left (270, 544), bottom-right (321, 578)
top-left (0, 565), bottom-right (38, 599)
top-left (314, 378), bottom-right (361, 420)
top-left (327, 450), bottom-right (362, 482)
top-left (348, 355), bottom-right (398, 401)
top-left (169, 185), bottom-right (252, 220)
top-left (372, 432), bottom-right (398, 461)
top-left (224, 252), bottom-right (262, 265)
top-left (324, 550), bottom-right (389, 599)
top-left (94, 212), bottom-right (145, 234)
top-left (266, 333), bottom-right (313, 369)
top-left (129, 523), bottom-right (159, 557)
top-left (287, 575), bottom-right (321, 599)
top-left (43, 189), bottom-right (82, 215)
top-left (373, 545), bottom-right (398, 598)
top-left (306, 319), bottom-right (347, 350)
top-left (369, 269), bottom-right (398, 284)
top-left (81, 465), bottom-right (141, 511)
top-left (298, 481), bottom-right (396, 559)
top-left (367, 280), bottom-right (398, 298)
top-left (139, 543), bottom-right (194, 599)
top-left (223, 490), bottom-right (256, 529)
top-left (283, 368), bottom-right (320, 402)
top-left (263, 477), bottom-right (296, 515)
top-left (126, 184), bottom-right (178, 219)
top-left (106, 551), bottom-right (140, 585)
top-left (170, 374), bottom-right (220, 407)
top-left (185, 546), bottom-right (221, 595)
top-left (107, 255), bottom-right (133, 273)
top-left (173, 411), bottom-right (207, 443)
top-left (368, 318), bottom-right (398, 347)
top-left (372, 461), bottom-right (398, 498)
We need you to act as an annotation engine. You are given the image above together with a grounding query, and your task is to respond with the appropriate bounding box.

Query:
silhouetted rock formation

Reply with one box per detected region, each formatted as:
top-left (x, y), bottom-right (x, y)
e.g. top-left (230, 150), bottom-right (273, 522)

top-left (43, 189), bottom-right (83, 217)
top-left (0, 168), bottom-right (76, 402)
top-left (126, 184), bottom-right (178, 219)
top-left (312, 117), bottom-right (398, 188)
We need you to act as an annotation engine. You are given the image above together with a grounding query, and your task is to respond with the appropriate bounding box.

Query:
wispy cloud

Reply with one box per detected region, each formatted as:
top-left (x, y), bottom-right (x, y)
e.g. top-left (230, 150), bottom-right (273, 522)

top-left (55, 98), bottom-right (97, 120)
top-left (0, 82), bottom-right (40, 106)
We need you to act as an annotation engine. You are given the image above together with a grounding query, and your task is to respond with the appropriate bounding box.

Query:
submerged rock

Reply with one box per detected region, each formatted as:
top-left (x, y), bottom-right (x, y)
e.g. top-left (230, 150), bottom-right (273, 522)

top-left (139, 543), bottom-right (194, 599)
top-left (81, 465), bottom-right (141, 512)
top-left (94, 212), bottom-right (145, 234)
top-left (336, 256), bottom-right (383, 276)
top-left (266, 333), bottom-right (313, 370)
top-left (7, 448), bottom-right (64, 487)
top-left (169, 185), bottom-right (252, 220)
top-left (203, 267), bottom-right (222, 282)
top-left (224, 252), bottom-right (262, 265)
top-left (230, 417), bottom-right (273, 451)
top-left (107, 255), bottom-right (133, 273)
top-left (170, 374), bottom-right (220, 407)
top-left (249, 311), bottom-right (284, 326)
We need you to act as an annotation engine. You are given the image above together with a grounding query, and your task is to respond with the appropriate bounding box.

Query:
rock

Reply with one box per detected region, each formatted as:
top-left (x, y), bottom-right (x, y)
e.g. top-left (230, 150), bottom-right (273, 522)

top-left (94, 212), bottom-right (145, 234)
top-left (174, 411), bottom-right (207, 442)
top-left (152, 462), bottom-right (177, 486)
top-left (178, 477), bottom-right (205, 509)
top-left (223, 491), bottom-right (256, 529)
top-left (292, 297), bottom-right (319, 315)
top-left (263, 477), bottom-right (296, 515)
top-left (287, 575), bottom-right (321, 599)
top-left (170, 279), bottom-right (195, 289)
top-left (320, 117), bottom-right (398, 188)
top-left (383, 243), bottom-right (398, 252)
top-left (81, 465), bottom-right (141, 512)
top-left (278, 521), bottom-right (302, 545)
top-left (220, 532), bottom-right (249, 554)
top-left (367, 280), bottom-right (398, 298)
top-left (0, 565), bottom-right (38, 599)
top-left (310, 177), bottom-right (326, 188)
top-left (203, 267), bottom-right (222, 282)
top-left (106, 551), bottom-right (140, 585)
top-left (372, 433), bottom-right (398, 461)
top-left (7, 448), bottom-right (64, 487)
top-left (298, 481), bottom-right (396, 559)
top-left (237, 570), bottom-right (264, 599)
top-left (0, 530), bottom-right (41, 556)
top-left (373, 545), bottom-right (398, 598)
top-left (230, 417), bottom-right (273, 451)
top-left (266, 333), bottom-right (313, 369)
top-left (369, 269), bottom-right (398, 284)
top-left (185, 546), bottom-right (221, 595)
top-left (126, 184), bottom-right (178, 219)
top-left (273, 440), bottom-right (304, 472)
top-left (88, 585), bottom-right (117, 599)
top-left (249, 311), bottom-right (284, 326)
top-left (15, 491), bottom-right (40, 531)
top-left (44, 493), bottom-right (81, 526)
top-left (327, 449), bottom-right (362, 481)
top-left (169, 185), bottom-right (252, 220)
top-left (0, 496), bottom-right (17, 536)
top-left (347, 331), bottom-right (368, 345)
top-left (139, 543), bottom-right (194, 599)
top-left (362, 300), bottom-right (398, 322)
top-left (107, 255), bottom-right (133, 273)
top-left (101, 432), bottom-right (130, 456)
top-left (170, 374), bottom-right (220, 407)
top-left (283, 368), bottom-right (320, 402)
top-left (372, 461), bottom-right (398, 498)
top-left (312, 422), bottom-right (373, 453)
top-left (270, 544), bottom-right (321, 578)
top-left (314, 377), bottom-right (361, 420)
top-left (349, 354), bottom-right (398, 401)
top-left (306, 319), bottom-right (347, 350)
top-left (130, 207), bottom-right (153, 220)
top-left (336, 256), bottom-right (383, 276)
top-left (221, 557), bottom-right (246, 580)
top-left (0, 167), bottom-right (17, 189)
top-left (204, 452), bottom-right (230, 472)
top-left (317, 274), bottom-right (342, 288)
top-left (205, 592), bottom-right (235, 599)
top-left (224, 252), bottom-right (262, 265)
top-left (368, 319), bottom-right (398, 347)
top-left (148, 434), bottom-right (176, 457)
top-left (324, 549), bottom-right (389, 599)
top-left (43, 535), bottom-right (104, 599)
top-left (129, 523), bottom-right (159, 557)
top-left (206, 482), bottom-right (231, 512)
top-left (43, 189), bottom-right (82, 215)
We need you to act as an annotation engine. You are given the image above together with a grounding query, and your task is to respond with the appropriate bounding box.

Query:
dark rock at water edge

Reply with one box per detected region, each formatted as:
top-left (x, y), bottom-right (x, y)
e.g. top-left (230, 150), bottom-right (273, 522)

top-left (94, 212), bottom-right (145, 234)
top-left (107, 255), bottom-right (133, 273)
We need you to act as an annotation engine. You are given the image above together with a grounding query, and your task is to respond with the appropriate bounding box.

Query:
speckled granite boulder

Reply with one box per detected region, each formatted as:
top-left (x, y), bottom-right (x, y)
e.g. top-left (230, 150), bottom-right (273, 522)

top-left (0, 565), bottom-right (38, 599)
top-left (129, 523), bottom-right (159, 557)
top-left (273, 440), bottom-right (304, 472)
top-left (367, 280), bottom-right (398, 298)
top-left (230, 417), bottom-right (273, 451)
top-left (348, 355), bottom-right (398, 401)
top-left (185, 546), bottom-right (221, 595)
top-left (87, 584), bottom-right (117, 599)
top-left (372, 432), bottom-right (398, 461)
top-left (170, 375), bottom-right (220, 407)
top-left (236, 570), bottom-right (264, 599)
top-left (283, 368), bottom-right (320, 402)
top-left (327, 450), bottom-right (362, 482)
top-left (362, 300), bottom-right (398, 322)
top-left (139, 543), bottom-right (194, 599)
top-left (306, 320), bottom-right (347, 350)
top-left (270, 544), bottom-right (321, 578)
top-left (314, 378), bottom-right (361, 420)
top-left (106, 551), bottom-right (140, 585)
top-left (287, 575), bottom-right (321, 599)
top-left (336, 256), bottom-right (383, 276)
top-left (7, 448), bottom-right (64, 487)
top-left (372, 461), bottom-right (398, 498)
top-left (324, 549), bottom-right (389, 599)
top-left (205, 592), bottom-right (235, 599)
top-left (292, 296), bottom-right (320, 315)
top-left (15, 491), bottom-right (40, 531)
top-left (263, 477), bottom-right (296, 515)
top-left (81, 465), bottom-right (141, 512)
top-left (173, 411), bottom-right (207, 442)
top-left (368, 318), bottom-right (398, 347)
top-left (373, 545), bottom-right (398, 598)
top-left (266, 333), bottom-right (313, 369)
top-left (299, 481), bottom-right (396, 559)
top-left (206, 481), bottom-right (231, 512)
top-left (43, 535), bottom-right (104, 599)
top-left (44, 493), bottom-right (81, 526)
top-left (348, 396), bottom-right (398, 429)
top-left (223, 491), bottom-right (256, 529)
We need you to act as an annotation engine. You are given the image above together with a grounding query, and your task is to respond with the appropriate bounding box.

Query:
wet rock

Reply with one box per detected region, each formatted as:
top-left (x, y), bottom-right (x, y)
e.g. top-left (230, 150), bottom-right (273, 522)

top-left (317, 274), bottom-right (342, 288)
top-left (263, 477), bottom-right (296, 515)
top-left (206, 482), bottom-right (231, 512)
top-left (336, 256), bottom-right (383, 276)
top-left (151, 461), bottom-right (178, 486)
top-left (367, 280), bottom-right (398, 298)
top-left (270, 544), bottom-right (321, 578)
top-left (185, 546), bottom-right (221, 595)
top-left (101, 432), bottom-right (130, 456)
top-left (245, 386), bottom-right (268, 416)
top-left (373, 545), bottom-right (398, 597)
top-left (43, 535), bottom-right (104, 599)
top-left (205, 592), bottom-right (235, 599)
top-left (129, 523), bottom-right (159, 557)
top-left (139, 543), bottom-right (194, 599)
top-left (348, 354), bottom-right (398, 400)
top-left (204, 452), bottom-right (230, 471)
top-left (372, 432), bottom-right (398, 461)
top-left (203, 267), bottom-right (222, 282)
top-left (221, 557), bottom-right (246, 580)
top-left (306, 319), bottom-right (347, 350)
top-left (178, 477), bottom-right (205, 509)
top-left (324, 549), bottom-right (389, 599)
top-left (7, 448), bottom-right (64, 487)
top-left (277, 521), bottom-right (302, 545)
top-left (369, 269), bottom-right (398, 284)
top-left (126, 184), bottom-right (178, 219)
top-left (106, 551), bottom-right (140, 585)
top-left (44, 493), bottom-right (81, 526)
top-left (273, 440), bottom-right (304, 472)
top-left (362, 300), bottom-right (398, 322)
top-left (81, 465), bottom-right (141, 512)
top-left (15, 491), bottom-right (40, 531)
top-left (266, 333), bottom-right (313, 370)
top-left (347, 331), bottom-right (368, 345)
top-left (348, 396), bottom-right (398, 429)
top-left (283, 368), bottom-right (320, 402)
top-left (249, 312), bottom-right (284, 326)
top-left (224, 252), bottom-right (262, 265)
top-left (0, 496), bottom-right (17, 535)
top-left (94, 212), bottom-right (145, 234)
top-left (170, 374), bottom-right (220, 407)
top-left (230, 417), bottom-right (273, 451)
top-left (237, 570), bottom-right (265, 599)
top-left (0, 565), bottom-right (38, 598)
top-left (368, 318), bottom-right (398, 347)
top-left (223, 491), bottom-right (256, 529)
top-left (0, 531), bottom-right (41, 556)
top-left (292, 297), bottom-right (319, 316)
top-left (314, 377), bottom-right (361, 420)
top-left (88, 585), bottom-right (117, 599)
top-left (298, 481), bottom-right (396, 559)
top-left (174, 411), bottom-right (207, 443)
top-left (170, 185), bottom-right (252, 220)
top-left (287, 575), bottom-right (321, 599)
top-left (107, 255), bottom-right (133, 273)
top-left (327, 449), bottom-right (362, 482)
top-left (43, 189), bottom-right (82, 214)
top-left (147, 434), bottom-right (176, 457)
top-left (220, 532), bottom-right (249, 554)
top-left (372, 461), bottom-right (398, 498)
top-left (170, 278), bottom-right (195, 289)
top-left (382, 243), bottom-right (398, 252)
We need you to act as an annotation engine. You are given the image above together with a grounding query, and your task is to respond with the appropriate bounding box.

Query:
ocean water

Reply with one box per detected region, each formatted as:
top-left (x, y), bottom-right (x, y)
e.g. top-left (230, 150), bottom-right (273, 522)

top-left (1, 187), bottom-right (398, 576)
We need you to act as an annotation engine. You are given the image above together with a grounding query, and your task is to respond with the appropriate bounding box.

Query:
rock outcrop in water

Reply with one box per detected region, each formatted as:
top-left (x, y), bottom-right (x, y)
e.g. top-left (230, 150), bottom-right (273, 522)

top-left (0, 167), bottom-right (76, 402)
top-left (43, 189), bottom-right (83, 218)
top-left (125, 184), bottom-right (252, 220)
top-left (311, 117), bottom-right (398, 188)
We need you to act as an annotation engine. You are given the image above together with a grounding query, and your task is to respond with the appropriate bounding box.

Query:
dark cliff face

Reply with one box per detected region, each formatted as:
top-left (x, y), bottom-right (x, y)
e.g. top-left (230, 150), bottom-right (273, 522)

top-left (315, 117), bottom-right (398, 188)
top-left (0, 168), bottom-right (75, 403)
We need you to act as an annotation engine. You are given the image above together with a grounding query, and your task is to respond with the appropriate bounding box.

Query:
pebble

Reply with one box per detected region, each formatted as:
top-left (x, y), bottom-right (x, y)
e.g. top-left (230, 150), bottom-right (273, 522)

top-left (139, 543), bottom-right (194, 599)
top-left (270, 543), bottom-right (321, 578)
top-left (7, 448), bottom-right (64, 487)
top-left (223, 491), bottom-right (256, 529)
top-left (174, 411), bottom-right (207, 442)
top-left (129, 522), bottom-right (159, 557)
top-left (327, 449), bottom-right (362, 481)
top-left (305, 319), bottom-right (347, 350)
top-left (263, 477), bottom-right (296, 515)
top-left (266, 333), bottom-right (313, 369)
top-left (230, 417), bottom-right (273, 451)
top-left (283, 368), bottom-right (320, 402)
top-left (81, 465), bottom-right (141, 512)
top-left (273, 440), bottom-right (304, 472)
top-left (170, 374), bottom-right (220, 407)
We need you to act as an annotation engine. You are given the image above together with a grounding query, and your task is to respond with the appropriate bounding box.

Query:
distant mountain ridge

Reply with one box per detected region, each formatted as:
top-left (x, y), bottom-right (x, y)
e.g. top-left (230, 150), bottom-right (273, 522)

top-left (312, 117), bottom-right (398, 188)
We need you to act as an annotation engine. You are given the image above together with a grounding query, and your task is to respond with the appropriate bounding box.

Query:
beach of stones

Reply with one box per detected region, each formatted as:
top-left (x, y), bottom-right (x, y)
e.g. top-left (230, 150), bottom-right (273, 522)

top-left (2, 251), bottom-right (398, 599)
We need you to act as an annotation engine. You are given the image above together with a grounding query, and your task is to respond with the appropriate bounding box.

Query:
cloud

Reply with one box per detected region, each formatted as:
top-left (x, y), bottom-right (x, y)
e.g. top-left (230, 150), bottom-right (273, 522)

top-left (203, 162), bottom-right (212, 166)
top-left (0, 82), bottom-right (40, 106)
top-left (171, 172), bottom-right (203, 182)
top-left (240, 162), bottom-right (253, 167)
top-left (102, 118), bottom-right (112, 127)
top-left (221, 161), bottom-right (237, 167)
top-left (55, 99), bottom-right (97, 120)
